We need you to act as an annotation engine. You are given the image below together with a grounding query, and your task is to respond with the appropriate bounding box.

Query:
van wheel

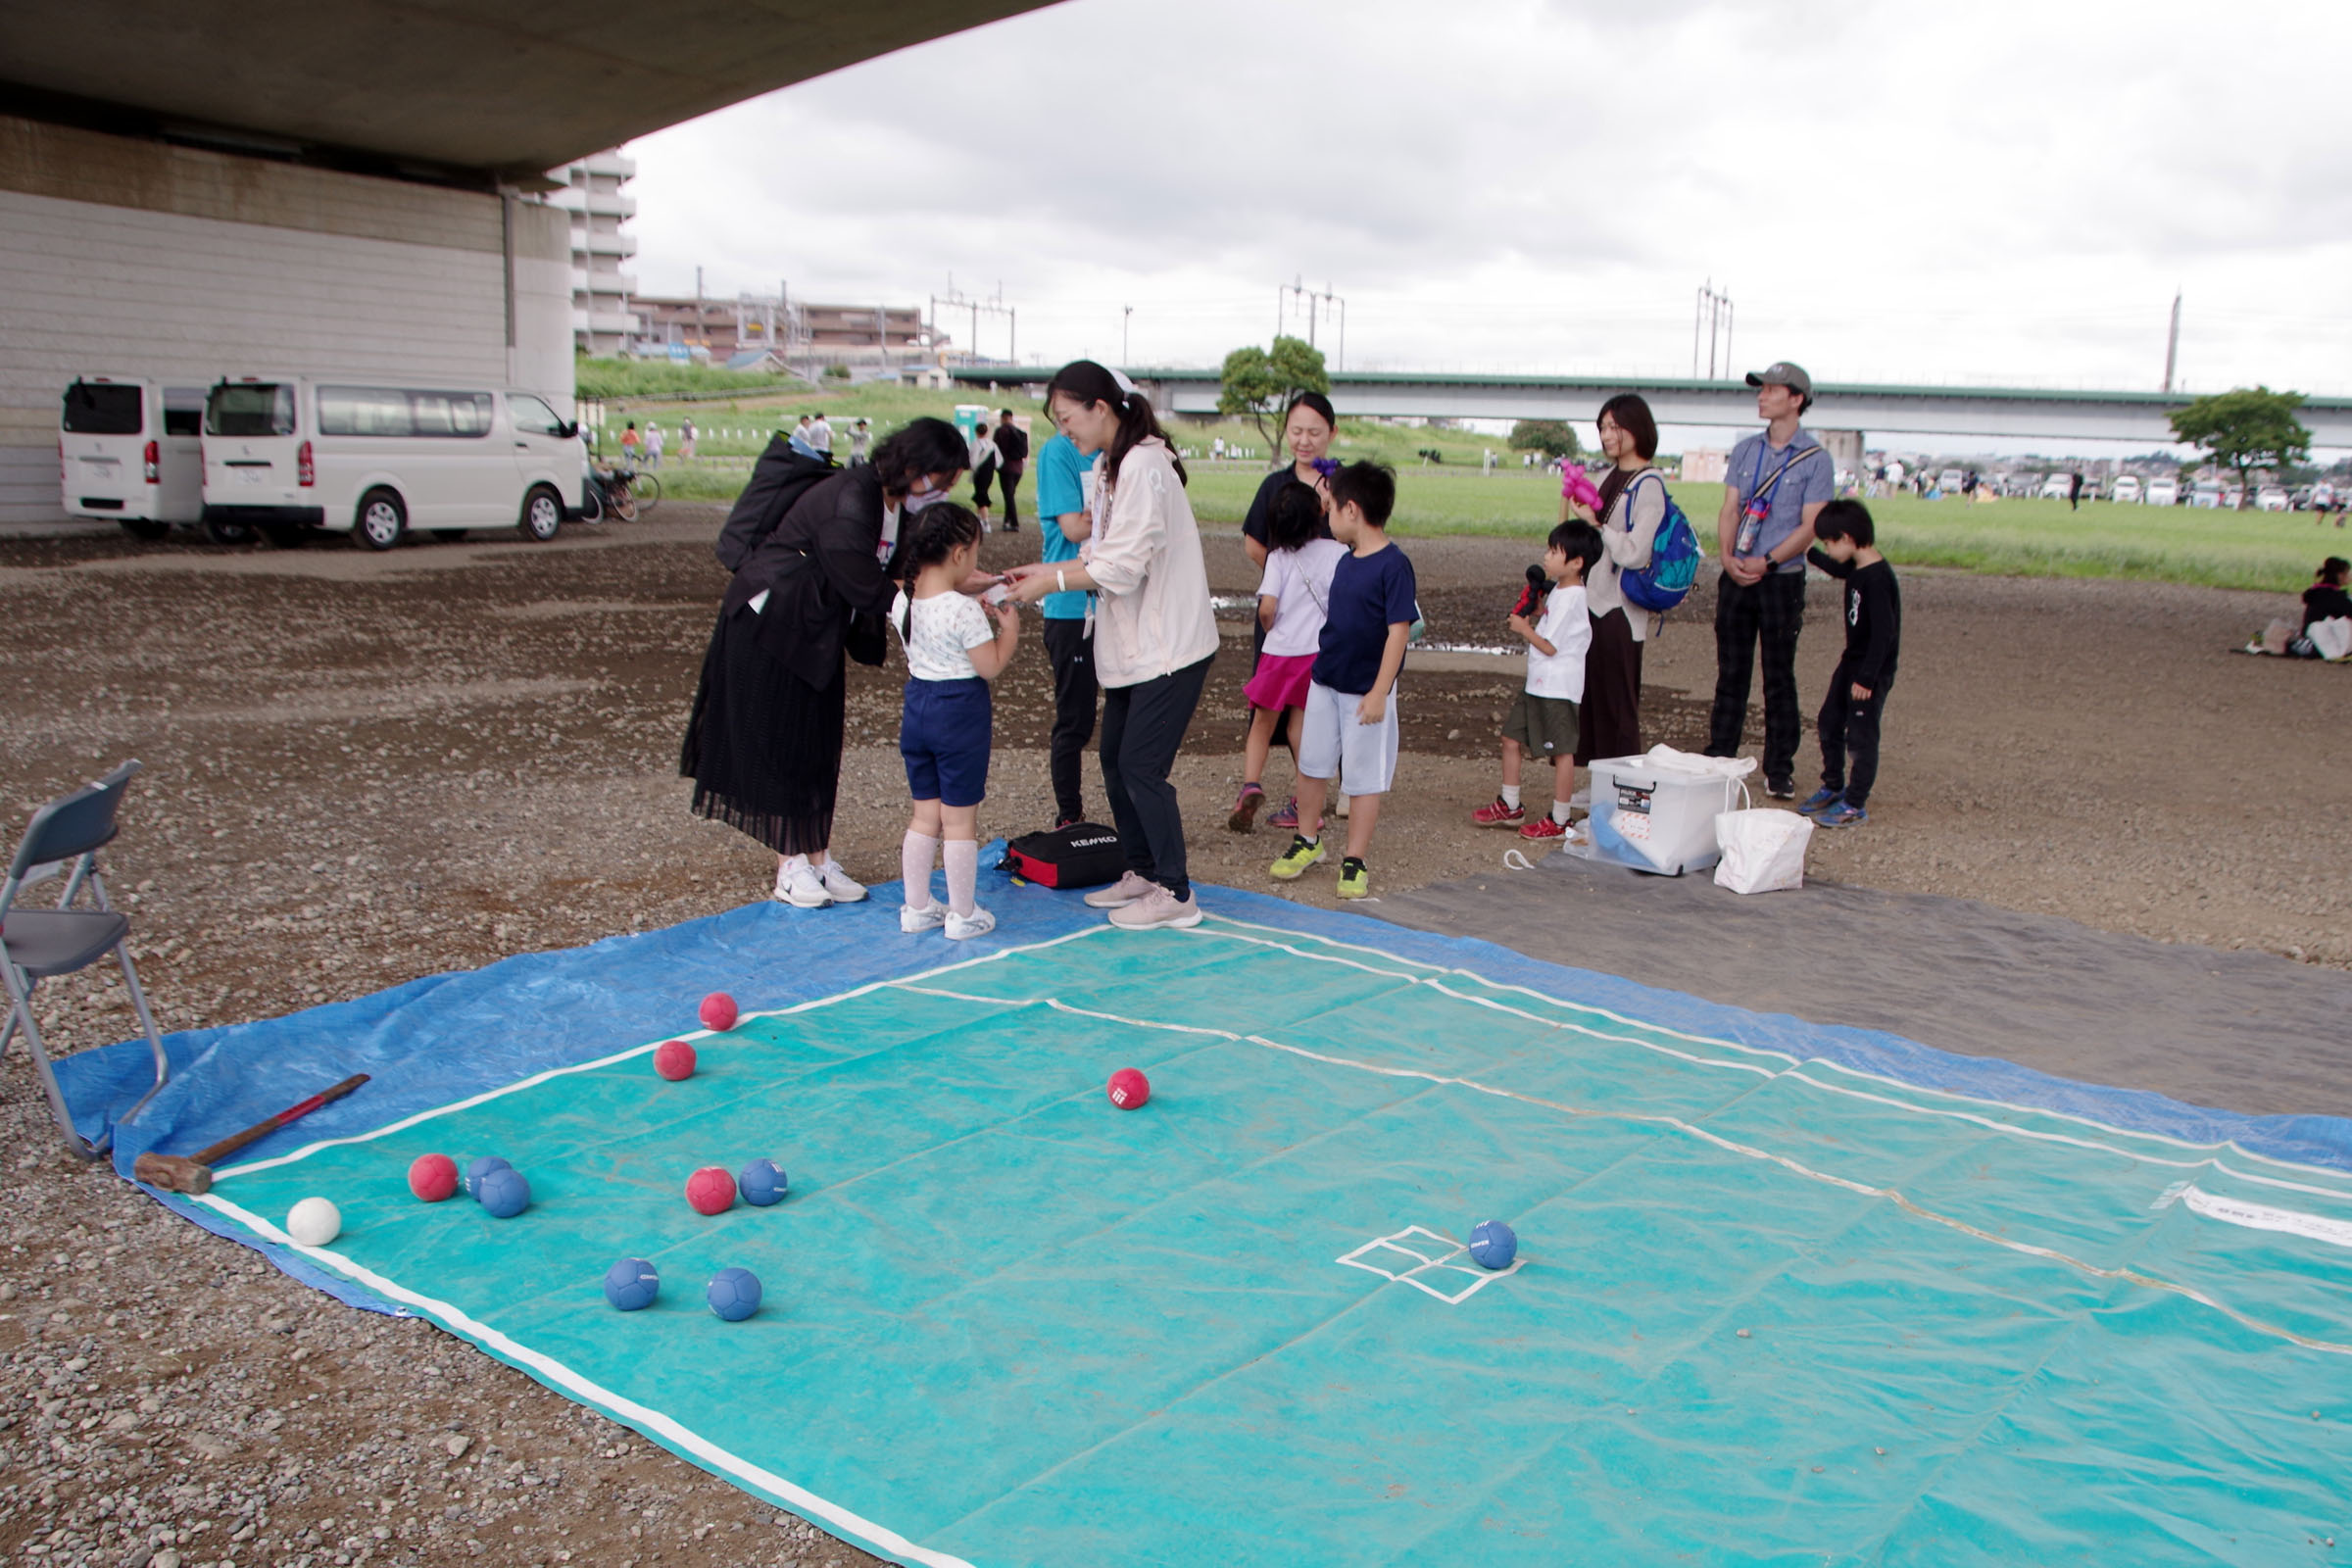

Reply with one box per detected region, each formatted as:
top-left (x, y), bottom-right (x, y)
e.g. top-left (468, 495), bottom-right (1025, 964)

top-left (261, 521), bottom-right (311, 549)
top-left (119, 519), bottom-right (170, 542)
top-left (204, 514), bottom-right (254, 546)
top-left (356, 489), bottom-right (407, 551)
top-left (519, 485), bottom-right (564, 543)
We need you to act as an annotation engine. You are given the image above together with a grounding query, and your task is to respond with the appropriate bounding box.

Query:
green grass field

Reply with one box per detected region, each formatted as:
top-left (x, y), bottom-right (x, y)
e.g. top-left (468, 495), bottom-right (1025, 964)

top-left (590, 376), bottom-right (2338, 594)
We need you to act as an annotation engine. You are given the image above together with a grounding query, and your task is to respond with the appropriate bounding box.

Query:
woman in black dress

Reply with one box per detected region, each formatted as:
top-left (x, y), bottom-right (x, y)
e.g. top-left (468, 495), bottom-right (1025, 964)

top-left (682, 416), bottom-right (972, 907)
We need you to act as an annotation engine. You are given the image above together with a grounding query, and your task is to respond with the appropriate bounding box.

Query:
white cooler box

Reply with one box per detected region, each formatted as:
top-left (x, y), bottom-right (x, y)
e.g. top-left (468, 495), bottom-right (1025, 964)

top-left (1575, 749), bottom-right (1753, 876)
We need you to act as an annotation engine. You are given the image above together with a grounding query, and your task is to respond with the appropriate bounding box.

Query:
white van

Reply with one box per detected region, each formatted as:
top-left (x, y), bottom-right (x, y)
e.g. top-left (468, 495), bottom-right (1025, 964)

top-left (201, 376), bottom-right (585, 549)
top-left (2144, 476), bottom-right (2180, 507)
top-left (2109, 475), bottom-right (2142, 504)
top-left (60, 377), bottom-right (207, 537)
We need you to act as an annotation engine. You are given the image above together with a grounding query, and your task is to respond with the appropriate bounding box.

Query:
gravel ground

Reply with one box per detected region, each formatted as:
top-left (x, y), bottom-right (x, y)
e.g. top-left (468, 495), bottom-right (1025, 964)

top-left (1, 507), bottom-right (2345, 1567)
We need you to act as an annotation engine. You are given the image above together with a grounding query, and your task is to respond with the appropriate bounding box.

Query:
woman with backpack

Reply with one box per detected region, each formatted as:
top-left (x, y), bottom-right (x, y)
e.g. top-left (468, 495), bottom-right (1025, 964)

top-left (1567, 392), bottom-right (1668, 766)
top-left (681, 416), bottom-right (974, 909)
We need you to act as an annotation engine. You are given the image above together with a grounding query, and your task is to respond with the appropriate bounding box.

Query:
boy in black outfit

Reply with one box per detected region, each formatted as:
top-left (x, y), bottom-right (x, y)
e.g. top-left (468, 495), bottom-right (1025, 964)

top-left (1797, 500), bottom-right (1899, 828)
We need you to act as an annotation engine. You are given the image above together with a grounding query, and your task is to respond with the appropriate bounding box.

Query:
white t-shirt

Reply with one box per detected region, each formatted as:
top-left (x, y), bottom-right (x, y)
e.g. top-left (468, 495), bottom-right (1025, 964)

top-left (1525, 582), bottom-right (1592, 702)
top-left (891, 589), bottom-right (996, 682)
top-left (1256, 538), bottom-right (1349, 658)
top-left (808, 418), bottom-right (833, 452)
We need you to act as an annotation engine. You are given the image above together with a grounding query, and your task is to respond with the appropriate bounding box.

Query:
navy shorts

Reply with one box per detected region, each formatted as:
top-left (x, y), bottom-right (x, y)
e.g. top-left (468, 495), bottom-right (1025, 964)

top-left (901, 677), bottom-right (993, 808)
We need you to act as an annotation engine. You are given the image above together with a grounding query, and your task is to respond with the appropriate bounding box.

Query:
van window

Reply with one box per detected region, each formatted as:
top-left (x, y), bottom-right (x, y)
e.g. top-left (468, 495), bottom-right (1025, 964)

top-left (163, 388), bottom-right (205, 438)
top-left (508, 394), bottom-right (566, 436)
top-left (412, 392), bottom-right (494, 438)
top-left (62, 381), bottom-right (143, 435)
top-left (207, 383), bottom-right (296, 438)
top-left (319, 386), bottom-right (415, 437)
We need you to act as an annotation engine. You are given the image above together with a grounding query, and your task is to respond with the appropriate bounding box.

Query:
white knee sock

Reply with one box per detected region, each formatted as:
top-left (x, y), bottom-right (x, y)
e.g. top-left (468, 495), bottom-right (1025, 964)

top-left (901, 831), bottom-right (939, 909)
top-left (1499, 784), bottom-right (1522, 808)
top-left (945, 839), bottom-right (979, 917)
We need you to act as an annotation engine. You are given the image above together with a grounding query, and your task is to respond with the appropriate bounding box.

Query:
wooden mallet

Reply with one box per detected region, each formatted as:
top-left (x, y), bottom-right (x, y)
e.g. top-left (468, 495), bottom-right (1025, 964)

top-left (131, 1074), bottom-right (371, 1195)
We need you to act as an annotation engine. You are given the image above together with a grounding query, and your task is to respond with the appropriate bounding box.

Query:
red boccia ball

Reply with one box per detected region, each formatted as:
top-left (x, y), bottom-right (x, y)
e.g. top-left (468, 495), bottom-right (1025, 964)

top-left (654, 1039), bottom-right (697, 1081)
top-left (699, 992), bottom-right (738, 1032)
top-left (686, 1166), bottom-right (737, 1216)
top-left (408, 1152), bottom-right (460, 1202)
top-left (1107, 1067), bottom-right (1152, 1109)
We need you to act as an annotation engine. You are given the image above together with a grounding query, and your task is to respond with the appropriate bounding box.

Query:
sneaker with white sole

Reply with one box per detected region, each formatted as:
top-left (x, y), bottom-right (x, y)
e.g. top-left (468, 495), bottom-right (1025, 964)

top-left (817, 859), bottom-right (867, 903)
top-left (1108, 885), bottom-right (1203, 930)
top-left (944, 905), bottom-right (997, 941)
top-left (1083, 870), bottom-right (1156, 908)
top-left (774, 860), bottom-right (832, 908)
top-left (900, 903), bottom-right (946, 933)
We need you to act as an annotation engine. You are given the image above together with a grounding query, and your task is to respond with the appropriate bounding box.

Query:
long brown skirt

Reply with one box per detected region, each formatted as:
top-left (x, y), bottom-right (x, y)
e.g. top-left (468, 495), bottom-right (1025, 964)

top-left (1574, 607), bottom-right (1642, 765)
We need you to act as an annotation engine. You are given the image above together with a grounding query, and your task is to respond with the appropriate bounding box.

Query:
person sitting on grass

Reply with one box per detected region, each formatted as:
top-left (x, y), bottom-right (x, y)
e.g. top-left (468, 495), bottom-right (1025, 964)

top-left (891, 503), bottom-right (1020, 941)
top-left (1231, 479), bottom-right (1348, 833)
top-left (1268, 461), bottom-right (1416, 901)
top-left (1798, 500), bottom-right (1900, 829)
top-left (2290, 556), bottom-right (2352, 659)
top-left (1474, 520), bottom-right (1601, 842)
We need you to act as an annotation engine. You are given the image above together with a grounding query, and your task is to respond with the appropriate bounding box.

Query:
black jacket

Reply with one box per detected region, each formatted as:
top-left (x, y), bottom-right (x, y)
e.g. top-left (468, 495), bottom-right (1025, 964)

top-left (1806, 551), bottom-right (1901, 691)
top-left (992, 422), bottom-right (1029, 473)
top-left (718, 449), bottom-right (897, 689)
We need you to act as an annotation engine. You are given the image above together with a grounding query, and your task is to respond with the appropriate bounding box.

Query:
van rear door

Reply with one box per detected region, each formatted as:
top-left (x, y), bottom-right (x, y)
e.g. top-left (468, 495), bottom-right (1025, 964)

top-left (203, 380), bottom-right (304, 508)
top-left (60, 378), bottom-right (152, 518)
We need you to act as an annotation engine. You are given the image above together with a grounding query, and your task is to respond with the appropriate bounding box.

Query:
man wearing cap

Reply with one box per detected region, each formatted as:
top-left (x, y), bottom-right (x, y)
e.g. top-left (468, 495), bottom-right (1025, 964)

top-left (1708, 362), bottom-right (1837, 797)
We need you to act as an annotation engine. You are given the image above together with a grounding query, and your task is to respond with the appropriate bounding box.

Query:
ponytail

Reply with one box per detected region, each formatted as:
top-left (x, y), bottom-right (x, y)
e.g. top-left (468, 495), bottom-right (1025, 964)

top-left (1044, 359), bottom-right (1188, 495)
top-left (894, 502), bottom-right (983, 637)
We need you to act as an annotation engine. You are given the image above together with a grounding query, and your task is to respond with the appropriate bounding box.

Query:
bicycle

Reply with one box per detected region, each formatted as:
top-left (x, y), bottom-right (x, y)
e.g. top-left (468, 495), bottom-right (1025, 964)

top-left (584, 462), bottom-right (662, 523)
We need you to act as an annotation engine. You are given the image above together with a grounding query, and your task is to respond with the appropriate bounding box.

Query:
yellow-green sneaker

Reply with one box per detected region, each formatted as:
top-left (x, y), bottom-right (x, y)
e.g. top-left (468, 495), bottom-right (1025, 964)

top-left (1336, 857), bottom-right (1370, 900)
top-left (1268, 834), bottom-right (1326, 881)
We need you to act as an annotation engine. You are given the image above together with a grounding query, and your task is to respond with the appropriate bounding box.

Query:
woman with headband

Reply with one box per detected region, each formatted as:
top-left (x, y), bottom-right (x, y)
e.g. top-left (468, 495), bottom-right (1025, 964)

top-left (1004, 362), bottom-right (1219, 929)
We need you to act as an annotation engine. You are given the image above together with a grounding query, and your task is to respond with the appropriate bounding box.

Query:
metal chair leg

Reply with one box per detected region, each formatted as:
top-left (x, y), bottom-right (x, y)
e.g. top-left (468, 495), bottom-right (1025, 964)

top-left (112, 947), bottom-right (171, 1128)
top-left (0, 962), bottom-right (101, 1158)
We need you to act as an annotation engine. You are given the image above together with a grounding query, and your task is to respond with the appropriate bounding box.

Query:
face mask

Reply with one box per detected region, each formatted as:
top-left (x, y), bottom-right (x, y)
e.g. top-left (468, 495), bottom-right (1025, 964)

top-left (904, 485), bottom-right (951, 513)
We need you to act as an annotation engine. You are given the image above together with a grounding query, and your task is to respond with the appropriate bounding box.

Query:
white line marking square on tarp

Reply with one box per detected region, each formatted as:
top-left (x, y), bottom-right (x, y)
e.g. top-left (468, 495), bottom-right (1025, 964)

top-left (1338, 1225), bottom-right (1526, 1304)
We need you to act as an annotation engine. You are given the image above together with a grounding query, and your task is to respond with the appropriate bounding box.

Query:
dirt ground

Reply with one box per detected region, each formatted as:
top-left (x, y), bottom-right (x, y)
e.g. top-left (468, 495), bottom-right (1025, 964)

top-left (0, 507), bottom-right (2346, 1568)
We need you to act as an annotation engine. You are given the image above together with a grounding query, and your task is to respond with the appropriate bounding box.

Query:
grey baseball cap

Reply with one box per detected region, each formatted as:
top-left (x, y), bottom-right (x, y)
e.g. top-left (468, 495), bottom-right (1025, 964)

top-left (1744, 362), bottom-right (1813, 398)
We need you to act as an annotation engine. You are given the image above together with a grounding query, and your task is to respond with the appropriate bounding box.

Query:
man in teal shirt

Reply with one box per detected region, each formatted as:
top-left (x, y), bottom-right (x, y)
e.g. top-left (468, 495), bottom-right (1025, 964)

top-left (1034, 430), bottom-right (1102, 825)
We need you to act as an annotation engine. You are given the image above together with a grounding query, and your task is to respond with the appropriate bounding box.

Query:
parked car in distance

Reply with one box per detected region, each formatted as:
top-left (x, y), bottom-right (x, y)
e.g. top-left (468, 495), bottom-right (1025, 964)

top-left (2256, 484), bottom-right (2290, 512)
top-left (2145, 476), bottom-right (2180, 507)
top-left (2038, 473), bottom-right (2073, 500)
top-left (1936, 467), bottom-right (1965, 493)
top-left (59, 376), bottom-right (206, 537)
top-left (2220, 484), bottom-right (2244, 510)
top-left (2188, 480), bottom-right (2223, 509)
top-left (201, 376), bottom-right (584, 549)
top-left (2109, 475), bottom-right (2142, 504)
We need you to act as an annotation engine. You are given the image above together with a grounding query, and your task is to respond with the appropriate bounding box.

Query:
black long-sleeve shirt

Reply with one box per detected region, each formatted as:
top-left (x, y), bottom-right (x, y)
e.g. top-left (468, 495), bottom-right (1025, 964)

top-left (1806, 550), bottom-right (1901, 691)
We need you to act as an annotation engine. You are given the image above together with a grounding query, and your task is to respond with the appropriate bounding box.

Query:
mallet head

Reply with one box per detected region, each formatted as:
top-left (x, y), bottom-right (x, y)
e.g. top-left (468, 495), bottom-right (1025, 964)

top-left (131, 1152), bottom-right (212, 1195)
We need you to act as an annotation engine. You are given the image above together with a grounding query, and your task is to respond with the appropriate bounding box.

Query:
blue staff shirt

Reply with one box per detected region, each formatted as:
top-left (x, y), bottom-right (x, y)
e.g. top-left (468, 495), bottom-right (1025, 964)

top-left (1726, 427), bottom-right (1836, 574)
top-left (1033, 432), bottom-right (1100, 620)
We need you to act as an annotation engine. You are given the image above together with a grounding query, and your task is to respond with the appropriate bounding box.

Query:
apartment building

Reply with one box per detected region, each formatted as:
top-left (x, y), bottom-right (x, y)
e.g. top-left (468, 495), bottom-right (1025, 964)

top-left (545, 149), bottom-right (640, 355)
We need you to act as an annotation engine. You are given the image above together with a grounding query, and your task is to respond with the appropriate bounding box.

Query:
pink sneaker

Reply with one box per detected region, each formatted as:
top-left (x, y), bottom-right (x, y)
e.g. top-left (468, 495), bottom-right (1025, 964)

top-left (1107, 885), bottom-right (1203, 930)
top-left (1228, 782), bottom-right (1265, 833)
top-left (1083, 870), bottom-right (1156, 909)
top-left (1471, 796), bottom-right (1526, 828)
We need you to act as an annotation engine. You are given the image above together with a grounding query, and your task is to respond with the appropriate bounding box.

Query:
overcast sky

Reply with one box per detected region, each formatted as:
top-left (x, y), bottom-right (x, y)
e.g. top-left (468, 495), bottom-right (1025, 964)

top-left (627, 0), bottom-right (2352, 402)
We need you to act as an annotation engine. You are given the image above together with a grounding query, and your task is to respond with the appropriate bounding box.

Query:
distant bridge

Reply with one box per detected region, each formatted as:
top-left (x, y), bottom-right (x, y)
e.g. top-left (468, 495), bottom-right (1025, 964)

top-left (949, 368), bottom-right (2352, 448)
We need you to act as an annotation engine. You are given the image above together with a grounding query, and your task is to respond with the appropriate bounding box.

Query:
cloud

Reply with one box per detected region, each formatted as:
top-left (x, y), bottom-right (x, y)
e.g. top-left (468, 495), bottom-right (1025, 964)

top-left (625, 0), bottom-right (2352, 393)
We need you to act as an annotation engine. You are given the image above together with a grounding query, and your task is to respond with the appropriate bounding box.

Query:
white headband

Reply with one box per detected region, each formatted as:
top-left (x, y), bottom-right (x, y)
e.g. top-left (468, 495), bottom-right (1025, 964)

top-left (1107, 367), bottom-right (1138, 405)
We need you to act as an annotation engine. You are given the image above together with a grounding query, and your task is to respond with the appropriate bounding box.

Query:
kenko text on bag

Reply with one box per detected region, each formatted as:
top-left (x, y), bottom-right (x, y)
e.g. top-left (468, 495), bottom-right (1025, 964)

top-left (1001, 822), bottom-right (1126, 889)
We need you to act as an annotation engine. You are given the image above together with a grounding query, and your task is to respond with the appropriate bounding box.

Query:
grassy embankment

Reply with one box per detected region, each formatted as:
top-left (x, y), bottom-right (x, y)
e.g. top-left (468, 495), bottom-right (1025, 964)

top-left (583, 364), bottom-right (2334, 593)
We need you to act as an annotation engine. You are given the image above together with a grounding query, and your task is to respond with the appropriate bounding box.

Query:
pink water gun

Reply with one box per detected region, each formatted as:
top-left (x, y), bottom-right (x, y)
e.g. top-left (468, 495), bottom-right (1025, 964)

top-left (1560, 466), bottom-right (1603, 514)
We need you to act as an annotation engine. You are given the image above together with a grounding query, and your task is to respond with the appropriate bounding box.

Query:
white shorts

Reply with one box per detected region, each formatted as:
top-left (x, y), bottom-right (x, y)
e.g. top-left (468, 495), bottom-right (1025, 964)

top-left (1298, 680), bottom-right (1398, 795)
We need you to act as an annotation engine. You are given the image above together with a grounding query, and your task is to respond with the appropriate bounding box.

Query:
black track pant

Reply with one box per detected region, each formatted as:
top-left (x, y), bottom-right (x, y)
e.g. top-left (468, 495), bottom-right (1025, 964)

top-left (1043, 616), bottom-right (1099, 824)
top-left (1817, 663), bottom-right (1892, 808)
top-left (1706, 570), bottom-right (1806, 787)
top-left (1100, 654), bottom-right (1212, 900)
top-left (1000, 467), bottom-right (1022, 528)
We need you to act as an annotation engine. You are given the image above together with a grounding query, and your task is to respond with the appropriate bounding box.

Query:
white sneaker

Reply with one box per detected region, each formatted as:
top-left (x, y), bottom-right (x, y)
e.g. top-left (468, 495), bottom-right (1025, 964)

top-left (1083, 870), bottom-right (1156, 908)
top-left (817, 859), bottom-right (867, 904)
top-left (900, 903), bottom-right (946, 933)
top-left (1108, 885), bottom-right (1203, 930)
top-left (774, 860), bottom-right (831, 908)
top-left (944, 905), bottom-right (997, 941)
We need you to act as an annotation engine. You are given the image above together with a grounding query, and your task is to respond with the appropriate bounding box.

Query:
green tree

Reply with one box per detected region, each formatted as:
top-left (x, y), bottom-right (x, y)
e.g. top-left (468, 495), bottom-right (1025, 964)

top-left (1508, 419), bottom-right (1582, 460)
top-left (2168, 387), bottom-right (2311, 511)
top-left (1218, 335), bottom-right (1329, 459)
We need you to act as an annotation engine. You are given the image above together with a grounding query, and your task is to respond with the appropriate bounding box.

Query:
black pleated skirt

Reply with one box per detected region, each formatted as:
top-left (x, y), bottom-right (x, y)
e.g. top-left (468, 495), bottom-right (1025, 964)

top-left (1574, 607), bottom-right (1643, 766)
top-left (680, 606), bottom-right (846, 855)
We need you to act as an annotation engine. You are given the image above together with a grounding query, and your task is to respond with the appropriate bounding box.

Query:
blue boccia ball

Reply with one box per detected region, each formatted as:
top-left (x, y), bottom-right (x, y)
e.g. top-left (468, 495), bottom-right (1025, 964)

top-left (738, 1159), bottom-right (788, 1207)
top-left (1468, 1219), bottom-right (1518, 1270)
top-left (707, 1266), bottom-right (762, 1322)
top-left (465, 1155), bottom-right (512, 1200)
top-left (603, 1257), bottom-right (660, 1311)
top-left (477, 1167), bottom-right (530, 1218)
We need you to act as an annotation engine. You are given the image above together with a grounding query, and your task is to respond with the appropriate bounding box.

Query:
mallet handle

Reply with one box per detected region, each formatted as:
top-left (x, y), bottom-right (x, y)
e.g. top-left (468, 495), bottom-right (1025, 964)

top-left (192, 1073), bottom-right (370, 1166)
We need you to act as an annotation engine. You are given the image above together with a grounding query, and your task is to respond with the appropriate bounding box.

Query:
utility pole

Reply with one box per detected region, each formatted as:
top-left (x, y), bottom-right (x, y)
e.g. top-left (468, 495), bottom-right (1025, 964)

top-left (1693, 280), bottom-right (1734, 379)
top-left (1277, 277), bottom-right (1347, 367)
top-left (2163, 289), bottom-right (2182, 393)
top-left (1122, 305), bottom-right (1133, 366)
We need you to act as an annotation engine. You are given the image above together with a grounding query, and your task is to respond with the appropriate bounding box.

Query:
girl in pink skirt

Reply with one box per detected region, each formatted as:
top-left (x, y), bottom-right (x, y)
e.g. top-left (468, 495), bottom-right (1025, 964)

top-left (1230, 479), bottom-right (1349, 831)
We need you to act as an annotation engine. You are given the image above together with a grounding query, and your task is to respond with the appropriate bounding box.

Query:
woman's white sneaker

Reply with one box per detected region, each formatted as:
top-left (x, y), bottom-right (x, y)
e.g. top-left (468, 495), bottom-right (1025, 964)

top-left (774, 859), bottom-right (832, 908)
top-left (1108, 886), bottom-right (1202, 930)
top-left (1082, 870), bottom-right (1156, 908)
top-left (943, 905), bottom-right (997, 941)
top-left (901, 903), bottom-right (947, 933)
top-left (817, 858), bottom-right (867, 903)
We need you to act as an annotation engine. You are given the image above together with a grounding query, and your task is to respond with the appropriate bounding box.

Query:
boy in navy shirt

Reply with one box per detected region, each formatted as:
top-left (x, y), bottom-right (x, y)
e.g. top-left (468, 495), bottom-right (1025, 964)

top-left (1798, 500), bottom-right (1900, 828)
top-left (1269, 462), bottom-right (1416, 899)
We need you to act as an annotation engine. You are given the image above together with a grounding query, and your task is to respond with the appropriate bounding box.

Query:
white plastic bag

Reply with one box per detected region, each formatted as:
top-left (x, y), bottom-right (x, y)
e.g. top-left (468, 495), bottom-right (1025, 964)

top-left (1712, 808), bottom-right (1814, 895)
top-left (2312, 616), bottom-right (2352, 662)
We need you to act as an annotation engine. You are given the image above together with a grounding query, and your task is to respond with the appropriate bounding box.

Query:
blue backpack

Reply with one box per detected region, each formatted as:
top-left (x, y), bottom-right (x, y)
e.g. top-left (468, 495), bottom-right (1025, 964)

top-left (1617, 469), bottom-right (1700, 613)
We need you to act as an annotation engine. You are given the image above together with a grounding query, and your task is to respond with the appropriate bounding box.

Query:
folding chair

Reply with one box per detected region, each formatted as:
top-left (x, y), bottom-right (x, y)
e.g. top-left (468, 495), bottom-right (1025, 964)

top-left (0, 760), bottom-right (171, 1156)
